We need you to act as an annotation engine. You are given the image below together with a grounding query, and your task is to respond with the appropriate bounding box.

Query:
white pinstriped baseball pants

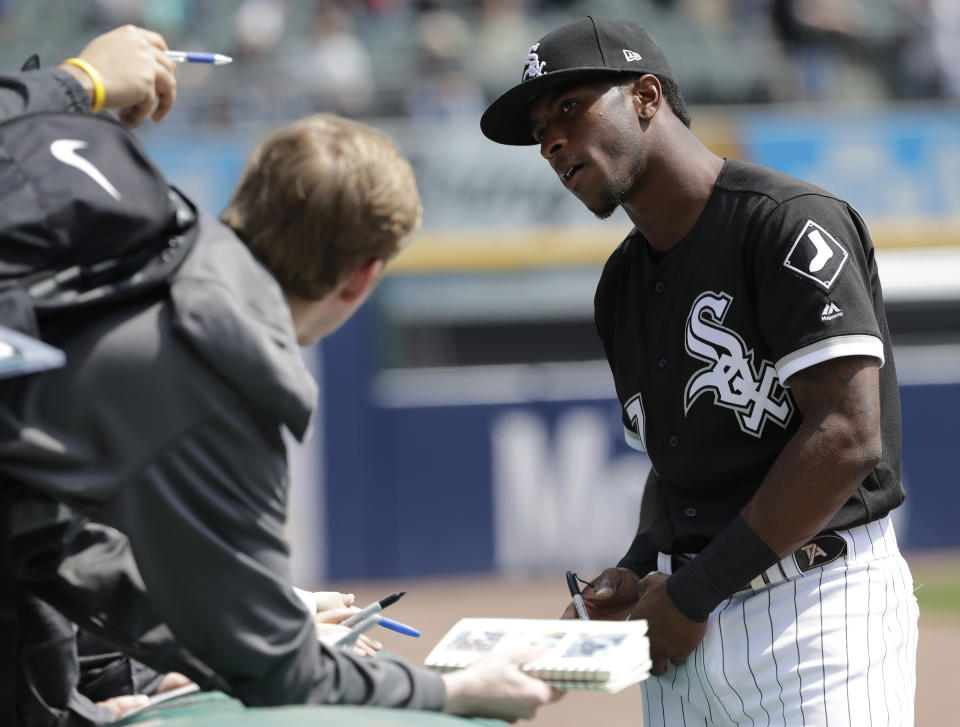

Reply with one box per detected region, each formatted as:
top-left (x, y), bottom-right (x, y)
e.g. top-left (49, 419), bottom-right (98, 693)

top-left (641, 515), bottom-right (919, 726)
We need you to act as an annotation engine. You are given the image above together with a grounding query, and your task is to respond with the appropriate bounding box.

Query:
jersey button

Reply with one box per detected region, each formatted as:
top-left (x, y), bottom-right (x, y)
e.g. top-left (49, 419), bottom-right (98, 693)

top-left (658, 357), bottom-right (668, 369)
top-left (654, 281), bottom-right (665, 293)
top-left (668, 435), bottom-right (679, 447)
top-left (685, 507), bottom-right (697, 518)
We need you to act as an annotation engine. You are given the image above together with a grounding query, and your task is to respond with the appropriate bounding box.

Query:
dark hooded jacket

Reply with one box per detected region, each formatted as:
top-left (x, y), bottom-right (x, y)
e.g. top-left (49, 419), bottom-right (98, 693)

top-left (0, 66), bottom-right (445, 724)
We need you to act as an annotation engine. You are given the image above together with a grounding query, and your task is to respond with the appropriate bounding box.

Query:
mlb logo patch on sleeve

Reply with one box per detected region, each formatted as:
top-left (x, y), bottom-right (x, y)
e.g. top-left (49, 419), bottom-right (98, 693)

top-left (782, 220), bottom-right (849, 290)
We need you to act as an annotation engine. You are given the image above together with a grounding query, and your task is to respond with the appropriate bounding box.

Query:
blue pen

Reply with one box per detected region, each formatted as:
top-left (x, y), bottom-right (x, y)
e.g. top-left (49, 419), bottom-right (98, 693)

top-left (165, 50), bottom-right (233, 66)
top-left (379, 616), bottom-right (420, 638)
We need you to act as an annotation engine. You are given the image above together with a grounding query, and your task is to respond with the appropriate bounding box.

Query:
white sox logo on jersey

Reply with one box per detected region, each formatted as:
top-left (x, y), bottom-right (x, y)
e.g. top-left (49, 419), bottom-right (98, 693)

top-left (684, 292), bottom-right (794, 437)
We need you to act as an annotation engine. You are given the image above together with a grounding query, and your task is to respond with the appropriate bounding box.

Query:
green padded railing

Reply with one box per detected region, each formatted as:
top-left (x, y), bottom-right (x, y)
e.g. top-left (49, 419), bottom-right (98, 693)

top-left (116, 691), bottom-right (508, 727)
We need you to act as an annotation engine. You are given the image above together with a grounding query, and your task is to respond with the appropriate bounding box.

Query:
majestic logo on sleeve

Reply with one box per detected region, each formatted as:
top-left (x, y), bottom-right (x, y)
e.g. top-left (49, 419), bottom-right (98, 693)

top-left (522, 43), bottom-right (546, 81)
top-left (684, 292), bottom-right (794, 437)
top-left (782, 220), bottom-right (849, 290)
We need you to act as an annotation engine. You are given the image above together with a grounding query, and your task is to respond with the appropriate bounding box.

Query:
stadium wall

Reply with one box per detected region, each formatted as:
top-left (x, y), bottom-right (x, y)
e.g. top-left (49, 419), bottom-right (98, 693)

top-left (142, 106), bottom-right (960, 582)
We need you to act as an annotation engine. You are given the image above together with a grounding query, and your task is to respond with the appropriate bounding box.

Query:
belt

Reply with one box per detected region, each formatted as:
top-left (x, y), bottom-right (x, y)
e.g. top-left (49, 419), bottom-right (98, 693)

top-left (667, 532), bottom-right (848, 598)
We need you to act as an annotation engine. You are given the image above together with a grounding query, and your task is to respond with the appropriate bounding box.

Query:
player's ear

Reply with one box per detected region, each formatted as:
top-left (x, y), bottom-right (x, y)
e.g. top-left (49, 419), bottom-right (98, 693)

top-left (339, 258), bottom-right (384, 303)
top-left (630, 74), bottom-right (662, 122)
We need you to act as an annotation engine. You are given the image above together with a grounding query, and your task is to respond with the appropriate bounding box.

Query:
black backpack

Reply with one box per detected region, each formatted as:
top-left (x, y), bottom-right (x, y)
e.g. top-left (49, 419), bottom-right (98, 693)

top-left (0, 111), bottom-right (198, 353)
top-left (0, 114), bottom-right (226, 723)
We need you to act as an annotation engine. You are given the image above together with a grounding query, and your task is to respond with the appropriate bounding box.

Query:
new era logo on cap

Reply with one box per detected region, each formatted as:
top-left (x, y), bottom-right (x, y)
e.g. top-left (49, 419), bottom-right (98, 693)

top-left (481, 16), bottom-right (676, 145)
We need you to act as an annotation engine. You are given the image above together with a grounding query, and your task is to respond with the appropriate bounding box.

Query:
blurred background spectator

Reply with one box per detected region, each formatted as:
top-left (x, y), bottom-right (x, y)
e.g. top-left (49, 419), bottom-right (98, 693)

top-left (402, 7), bottom-right (485, 119)
top-left (2, 0), bottom-right (956, 126)
top-left (282, 1), bottom-right (376, 115)
top-left (896, 0), bottom-right (960, 100)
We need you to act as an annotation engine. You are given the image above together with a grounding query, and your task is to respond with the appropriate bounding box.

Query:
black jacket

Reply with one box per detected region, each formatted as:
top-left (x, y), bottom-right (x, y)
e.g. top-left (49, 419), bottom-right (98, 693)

top-left (0, 66), bottom-right (445, 720)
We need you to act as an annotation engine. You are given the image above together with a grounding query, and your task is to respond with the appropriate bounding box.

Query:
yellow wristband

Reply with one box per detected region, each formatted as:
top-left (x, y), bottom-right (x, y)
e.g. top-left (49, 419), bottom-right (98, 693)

top-left (62, 57), bottom-right (105, 113)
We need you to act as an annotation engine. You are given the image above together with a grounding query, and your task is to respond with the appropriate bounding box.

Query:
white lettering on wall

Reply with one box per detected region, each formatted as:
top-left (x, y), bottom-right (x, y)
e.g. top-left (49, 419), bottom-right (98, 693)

top-left (492, 407), bottom-right (650, 575)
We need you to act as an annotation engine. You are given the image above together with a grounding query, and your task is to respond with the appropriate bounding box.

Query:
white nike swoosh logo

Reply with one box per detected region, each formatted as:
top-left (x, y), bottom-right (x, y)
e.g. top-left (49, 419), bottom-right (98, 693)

top-left (49, 139), bottom-right (121, 200)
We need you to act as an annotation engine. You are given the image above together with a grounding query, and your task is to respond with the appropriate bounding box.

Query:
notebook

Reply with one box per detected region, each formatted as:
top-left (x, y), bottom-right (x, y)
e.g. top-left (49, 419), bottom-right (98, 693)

top-left (424, 617), bottom-right (651, 693)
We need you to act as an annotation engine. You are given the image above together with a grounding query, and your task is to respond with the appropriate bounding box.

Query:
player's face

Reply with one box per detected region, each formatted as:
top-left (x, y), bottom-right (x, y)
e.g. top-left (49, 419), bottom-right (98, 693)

top-left (529, 79), bottom-right (645, 219)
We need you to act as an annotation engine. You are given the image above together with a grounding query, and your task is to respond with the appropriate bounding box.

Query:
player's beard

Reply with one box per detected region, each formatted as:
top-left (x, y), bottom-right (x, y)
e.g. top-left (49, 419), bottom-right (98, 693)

top-left (589, 186), bottom-right (627, 220)
top-left (585, 136), bottom-right (645, 220)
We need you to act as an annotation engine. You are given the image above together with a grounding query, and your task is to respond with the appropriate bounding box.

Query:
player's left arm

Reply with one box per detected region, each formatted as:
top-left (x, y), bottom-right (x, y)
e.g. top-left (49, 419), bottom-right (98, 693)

top-left (637, 355), bottom-right (882, 675)
top-left (741, 354), bottom-right (881, 554)
top-left (741, 194), bottom-right (886, 551)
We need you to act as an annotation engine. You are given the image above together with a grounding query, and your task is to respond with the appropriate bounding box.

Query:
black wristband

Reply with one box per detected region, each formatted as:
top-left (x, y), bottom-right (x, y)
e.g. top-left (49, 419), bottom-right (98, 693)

top-left (665, 515), bottom-right (779, 622)
top-left (617, 531), bottom-right (658, 577)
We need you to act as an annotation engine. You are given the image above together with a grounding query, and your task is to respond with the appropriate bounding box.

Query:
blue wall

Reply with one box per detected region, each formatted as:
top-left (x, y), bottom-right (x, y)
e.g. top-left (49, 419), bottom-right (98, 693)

top-left (900, 383), bottom-right (960, 548)
top-left (321, 310), bottom-right (959, 579)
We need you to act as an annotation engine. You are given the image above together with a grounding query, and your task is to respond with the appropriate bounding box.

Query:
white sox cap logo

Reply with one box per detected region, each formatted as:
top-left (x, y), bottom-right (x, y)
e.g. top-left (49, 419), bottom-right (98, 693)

top-left (684, 291), bottom-right (794, 437)
top-left (522, 43), bottom-right (546, 81)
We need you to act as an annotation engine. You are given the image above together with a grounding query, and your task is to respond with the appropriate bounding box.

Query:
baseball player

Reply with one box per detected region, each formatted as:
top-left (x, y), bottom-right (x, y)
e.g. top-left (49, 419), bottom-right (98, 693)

top-left (481, 16), bottom-right (919, 726)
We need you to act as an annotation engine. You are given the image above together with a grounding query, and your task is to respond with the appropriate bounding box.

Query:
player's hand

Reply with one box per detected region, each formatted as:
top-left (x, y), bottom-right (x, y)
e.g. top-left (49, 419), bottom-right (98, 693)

top-left (631, 572), bottom-right (707, 676)
top-left (561, 567), bottom-right (644, 620)
top-left (59, 24), bottom-right (177, 125)
top-left (442, 648), bottom-right (563, 722)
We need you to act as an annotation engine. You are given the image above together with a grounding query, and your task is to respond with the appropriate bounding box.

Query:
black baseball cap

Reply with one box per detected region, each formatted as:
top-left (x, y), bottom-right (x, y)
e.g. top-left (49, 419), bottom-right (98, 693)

top-left (480, 16), bottom-right (674, 146)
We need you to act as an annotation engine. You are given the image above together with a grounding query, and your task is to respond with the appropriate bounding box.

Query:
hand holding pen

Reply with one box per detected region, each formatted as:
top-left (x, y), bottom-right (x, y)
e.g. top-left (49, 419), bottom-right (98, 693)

top-left (62, 24), bottom-right (179, 126)
top-left (343, 591), bottom-right (421, 636)
top-left (562, 567), bottom-right (646, 622)
top-left (333, 614), bottom-right (420, 653)
top-left (323, 591), bottom-right (419, 653)
top-left (306, 592), bottom-right (383, 656)
top-left (60, 25), bottom-right (233, 128)
top-left (300, 589), bottom-right (419, 655)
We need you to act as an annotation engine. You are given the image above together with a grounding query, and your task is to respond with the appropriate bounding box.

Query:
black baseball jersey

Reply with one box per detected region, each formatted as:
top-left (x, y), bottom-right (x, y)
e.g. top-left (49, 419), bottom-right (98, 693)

top-left (595, 159), bottom-right (903, 556)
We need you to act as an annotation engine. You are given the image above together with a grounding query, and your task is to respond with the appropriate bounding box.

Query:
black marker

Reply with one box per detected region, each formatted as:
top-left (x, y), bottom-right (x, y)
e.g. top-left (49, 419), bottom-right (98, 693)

top-left (342, 591), bottom-right (405, 627)
top-left (566, 571), bottom-right (589, 620)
